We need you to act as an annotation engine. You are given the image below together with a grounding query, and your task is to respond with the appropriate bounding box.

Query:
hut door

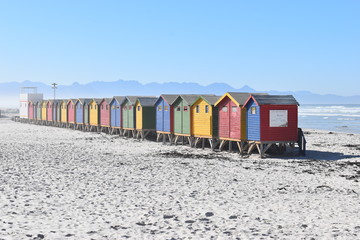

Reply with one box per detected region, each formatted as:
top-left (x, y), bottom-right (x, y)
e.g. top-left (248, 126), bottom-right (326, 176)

top-left (220, 102), bottom-right (230, 138)
top-left (229, 102), bottom-right (240, 139)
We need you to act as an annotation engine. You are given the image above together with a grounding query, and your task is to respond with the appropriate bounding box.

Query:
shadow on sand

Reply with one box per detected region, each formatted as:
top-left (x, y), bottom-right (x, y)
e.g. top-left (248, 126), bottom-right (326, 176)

top-left (304, 150), bottom-right (360, 161)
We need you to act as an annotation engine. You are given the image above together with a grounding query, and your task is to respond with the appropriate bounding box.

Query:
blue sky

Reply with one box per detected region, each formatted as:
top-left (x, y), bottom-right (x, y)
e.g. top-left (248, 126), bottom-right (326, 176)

top-left (0, 0), bottom-right (359, 95)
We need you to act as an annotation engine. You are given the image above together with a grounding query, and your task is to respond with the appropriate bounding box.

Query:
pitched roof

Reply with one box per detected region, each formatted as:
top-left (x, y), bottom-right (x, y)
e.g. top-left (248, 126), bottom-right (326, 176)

top-left (101, 98), bottom-right (113, 104)
top-left (112, 96), bottom-right (125, 104)
top-left (124, 96), bottom-right (156, 105)
top-left (249, 94), bottom-right (299, 106)
top-left (90, 98), bottom-right (103, 104)
top-left (200, 95), bottom-right (222, 105)
top-left (174, 94), bottom-right (216, 105)
top-left (159, 94), bottom-right (179, 105)
top-left (215, 92), bottom-right (269, 106)
top-left (76, 98), bottom-right (92, 105)
top-left (137, 97), bottom-right (158, 106)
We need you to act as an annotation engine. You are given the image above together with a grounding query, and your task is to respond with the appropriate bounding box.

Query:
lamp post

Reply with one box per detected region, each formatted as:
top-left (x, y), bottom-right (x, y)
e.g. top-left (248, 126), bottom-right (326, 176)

top-left (52, 83), bottom-right (58, 100)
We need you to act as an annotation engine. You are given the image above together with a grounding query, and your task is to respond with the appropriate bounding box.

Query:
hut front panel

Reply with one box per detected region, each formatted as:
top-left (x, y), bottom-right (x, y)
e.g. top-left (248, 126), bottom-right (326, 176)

top-left (37, 105), bottom-right (42, 120)
top-left (100, 101), bottom-right (110, 127)
top-left (260, 105), bottom-right (298, 142)
top-left (218, 97), bottom-right (230, 138)
top-left (110, 101), bottom-right (121, 127)
top-left (155, 99), bottom-right (164, 132)
top-left (174, 99), bottom-right (191, 135)
top-left (75, 102), bottom-right (83, 124)
top-left (122, 102), bottom-right (134, 129)
top-left (41, 103), bottom-right (47, 121)
top-left (47, 103), bottom-right (53, 121)
top-left (135, 102), bottom-right (143, 130)
top-left (229, 101), bottom-right (241, 140)
top-left (52, 103), bottom-right (56, 121)
top-left (142, 106), bottom-right (156, 130)
top-left (61, 103), bottom-right (67, 123)
top-left (89, 102), bottom-right (99, 126)
top-left (28, 104), bottom-right (34, 119)
top-left (191, 99), bottom-right (212, 137)
top-left (56, 105), bottom-right (61, 122)
top-left (246, 100), bottom-right (260, 141)
top-left (84, 104), bottom-right (89, 124)
top-left (67, 102), bottom-right (75, 123)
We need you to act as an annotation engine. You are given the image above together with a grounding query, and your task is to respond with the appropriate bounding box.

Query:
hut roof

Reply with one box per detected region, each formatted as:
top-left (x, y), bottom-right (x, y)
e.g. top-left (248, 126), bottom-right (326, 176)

top-left (215, 92), bottom-right (268, 106)
top-left (137, 97), bottom-right (158, 106)
top-left (158, 94), bottom-right (179, 105)
top-left (245, 94), bottom-right (299, 106)
top-left (173, 94), bottom-right (216, 106)
top-left (124, 96), bottom-right (155, 105)
top-left (76, 98), bottom-right (92, 105)
top-left (90, 98), bottom-right (103, 104)
top-left (101, 98), bottom-right (113, 104)
top-left (112, 96), bottom-right (125, 104)
top-left (200, 95), bottom-right (221, 105)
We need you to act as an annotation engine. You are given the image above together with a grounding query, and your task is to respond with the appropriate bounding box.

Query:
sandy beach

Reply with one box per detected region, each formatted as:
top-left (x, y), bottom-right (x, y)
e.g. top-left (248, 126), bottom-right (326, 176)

top-left (0, 118), bottom-right (360, 239)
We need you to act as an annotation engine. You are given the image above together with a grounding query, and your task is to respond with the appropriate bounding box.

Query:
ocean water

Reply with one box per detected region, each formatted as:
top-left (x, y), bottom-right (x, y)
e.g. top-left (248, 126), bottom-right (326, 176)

top-left (299, 104), bottom-right (360, 134)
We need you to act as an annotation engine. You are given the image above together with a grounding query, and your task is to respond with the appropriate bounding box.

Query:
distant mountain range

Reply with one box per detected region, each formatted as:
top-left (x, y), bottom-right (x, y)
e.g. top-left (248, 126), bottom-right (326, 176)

top-left (1, 80), bottom-right (360, 108)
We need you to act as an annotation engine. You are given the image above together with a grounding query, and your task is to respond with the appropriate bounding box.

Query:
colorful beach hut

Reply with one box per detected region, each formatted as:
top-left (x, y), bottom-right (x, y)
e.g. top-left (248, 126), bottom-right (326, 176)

top-left (36, 101), bottom-right (42, 122)
top-left (41, 100), bottom-right (47, 122)
top-left (67, 99), bottom-right (77, 127)
top-left (172, 95), bottom-right (203, 145)
top-left (28, 101), bottom-right (35, 121)
top-left (110, 96), bottom-right (124, 133)
top-left (154, 94), bottom-right (179, 142)
top-left (46, 100), bottom-right (53, 123)
top-left (75, 98), bottom-right (91, 130)
top-left (135, 97), bottom-right (157, 139)
top-left (243, 94), bottom-right (299, 157)
top-left (121, 96), bottom-right (138, 137)
top-left (53, 100), bottom-right (62, 126)
top-left (89, 98), bottom-right (102, 131)
top-left (190, 95), bottom-right (220, 149)
top-left (99, 98), bottom-right (112, 132)
top-left (60, 99), bottom-right (68, 127)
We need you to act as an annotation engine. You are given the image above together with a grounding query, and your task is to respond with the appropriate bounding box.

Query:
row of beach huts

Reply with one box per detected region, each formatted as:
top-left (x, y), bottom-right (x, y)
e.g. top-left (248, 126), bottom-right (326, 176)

top-left (18, 92), bottom-right (306, 157)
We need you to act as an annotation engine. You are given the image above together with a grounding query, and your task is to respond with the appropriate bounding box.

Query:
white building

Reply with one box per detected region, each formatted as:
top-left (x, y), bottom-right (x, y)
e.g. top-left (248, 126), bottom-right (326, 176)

top-left (19, 87), bottom-right (43, 119)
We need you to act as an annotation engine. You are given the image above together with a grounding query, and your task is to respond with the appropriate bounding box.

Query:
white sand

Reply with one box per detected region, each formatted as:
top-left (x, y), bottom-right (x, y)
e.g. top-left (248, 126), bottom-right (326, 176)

top-left (0, 118), bottom-right (360, 239)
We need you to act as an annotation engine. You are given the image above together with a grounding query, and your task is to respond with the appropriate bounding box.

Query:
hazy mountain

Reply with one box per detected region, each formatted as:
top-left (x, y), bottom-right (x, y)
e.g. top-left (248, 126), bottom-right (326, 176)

top-left (1, 80), bottom-right (359, 108)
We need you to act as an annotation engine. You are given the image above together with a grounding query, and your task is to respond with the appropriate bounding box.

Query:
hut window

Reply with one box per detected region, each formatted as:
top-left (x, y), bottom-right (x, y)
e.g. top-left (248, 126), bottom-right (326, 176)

top-left (222, 106), bottom-right (228, 112)
top-left (124, 106), bottom-right (127, 110)
top-left (129, 106), bottom-right (133, 110)
top-left (116, 106), bottom-right (120, 109)
top-left (101, 105), bottom-right (104, 110)
top-left (95, 105), bottom-right (97, 110)
top-left (137, 106), bottom-right (141, 111)
top-left (232, 106), bottom-right (237, 112)
top-left (184, 106), bottom-right (188, 112)
top-left (251, 107), bottom-right (257, 114)
top-left (176, 106), bottom-right (181, 111)
top-left (106, 105), bottom-right (108, 110)
top-left (164, 106), bottom-right (169, 111)
top-left (158, 106), bottom-right (162, 111)
top-left (112, 106), bottom-right (115, 109)
top-left (205, 105), bottom-right (209, 113)
top-left (196, 105), bottom-right (200, 113)
top-left (90, 105), bottom-right (93, 110)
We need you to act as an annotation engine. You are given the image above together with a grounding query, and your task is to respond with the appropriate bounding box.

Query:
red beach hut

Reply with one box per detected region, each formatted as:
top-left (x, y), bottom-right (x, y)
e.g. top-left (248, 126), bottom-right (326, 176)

top-left (99, 98), bottom-right (112, 129)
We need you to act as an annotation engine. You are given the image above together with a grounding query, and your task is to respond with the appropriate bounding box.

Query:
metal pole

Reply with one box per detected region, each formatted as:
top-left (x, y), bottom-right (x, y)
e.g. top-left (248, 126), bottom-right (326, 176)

top-left (52, 83), bottom-right (58, 100)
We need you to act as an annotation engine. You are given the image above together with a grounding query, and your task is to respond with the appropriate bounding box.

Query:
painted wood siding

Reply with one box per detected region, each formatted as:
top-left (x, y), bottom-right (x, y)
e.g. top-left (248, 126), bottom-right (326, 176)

top-left (89, 101), bottom-right (99, 126)
top-left (100, 101), bottom-right (110, 127)
top-left (173, 99), bottom-right (191, 135)
top-left (142, 106), bottom-right (156, 130)
top-left (155, 99), bottom-right (164, 131)
top-left (52, 103), bottom-right (56, 121)
top-left (84, 103), bottom-right (89, 125)
top-left (218, 97), bottom-right (230, 138)
top-left (41, 102), bottom-right (47, 121)
top-left (57, 104), bottom-right (61, 122)
top-left (61, 103), bottom-right (67, 123)
top-left (260, 105), bottom-right (298, 142)
top-left (28, 103), bottom-right (34, 119)
top-left (47, 103), bottom-right (53, 121)
top-left (122, 101), bottom-right (135, 129)
top-left (110, 100), bottom-right (121, 127)
top-left (67, 102), bottom-right (75, 123)
top-left (75, 102), bottom-right (83, 124)
top-left (246, 100), bottom-right (260, 141)
top-left (135, 102), bottom-right (143, 130)
top-left (191, 98), bottom-right (213, 137)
